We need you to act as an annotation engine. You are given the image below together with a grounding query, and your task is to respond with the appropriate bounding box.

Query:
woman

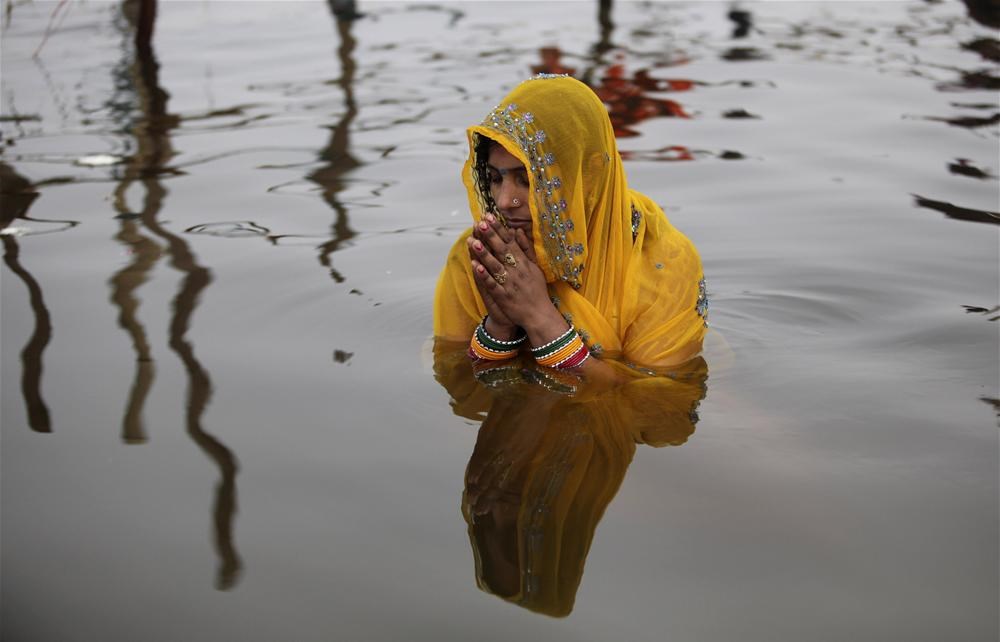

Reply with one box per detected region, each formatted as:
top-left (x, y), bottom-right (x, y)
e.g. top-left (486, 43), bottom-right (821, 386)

top-left (434, 74), bottom-right (708, 374)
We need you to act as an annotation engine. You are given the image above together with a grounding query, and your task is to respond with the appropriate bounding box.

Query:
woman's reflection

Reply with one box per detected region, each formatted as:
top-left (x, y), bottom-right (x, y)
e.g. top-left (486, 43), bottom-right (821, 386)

top-left (435, 343), bottom-right (707, 616)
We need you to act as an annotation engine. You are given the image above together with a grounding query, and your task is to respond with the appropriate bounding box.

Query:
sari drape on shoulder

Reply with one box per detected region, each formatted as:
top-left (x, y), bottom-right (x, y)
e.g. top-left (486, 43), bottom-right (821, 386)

top-left (434, 75), bottom-right (707, 367)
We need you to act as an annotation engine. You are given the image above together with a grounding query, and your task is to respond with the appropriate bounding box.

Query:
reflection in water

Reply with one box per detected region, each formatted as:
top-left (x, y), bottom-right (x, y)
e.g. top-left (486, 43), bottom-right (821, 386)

top-left (728, 8), bottom-right (754, 39)
top-left (594, 0), bottom-right (614, 58)
top-left (109, 0), bottom-right (242, 589)
top-left (948, 158), bottom-right (994, 179)
top-left (982, 397), bottom-right (1000, 427)
top-left (0, 162), bottom-right (52, 433)
top-left (912, 194), bottom-right (1000, 226)
top-left (308, 4), bottom-right (362, 283)
top-left (961, 0), bottom-right (1000, 29)
top-left (534, 46), bottom-right (694, 139)
top-left (434, 344), bottom-right (707, 616)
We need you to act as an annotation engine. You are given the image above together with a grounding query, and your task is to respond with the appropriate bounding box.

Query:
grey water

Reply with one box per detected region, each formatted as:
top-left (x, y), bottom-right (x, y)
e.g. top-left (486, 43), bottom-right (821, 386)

top-left (1, 1), bottom-right (997, 640)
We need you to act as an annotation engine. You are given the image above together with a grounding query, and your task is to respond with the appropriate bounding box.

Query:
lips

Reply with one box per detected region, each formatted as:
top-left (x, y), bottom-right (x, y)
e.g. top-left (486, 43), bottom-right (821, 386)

top-left (504, 218), bottom-right (532, 229)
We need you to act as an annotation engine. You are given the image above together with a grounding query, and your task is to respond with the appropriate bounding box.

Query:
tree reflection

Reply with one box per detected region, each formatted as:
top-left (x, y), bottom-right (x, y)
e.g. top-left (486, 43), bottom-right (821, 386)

top-left (110, 0), bottom-right (242, 590)
top-left (308, 3), bottom-right (362, 283)
top-left (434, 344), bottom-right (707, 616)
top-left (0, 162), bottom-right (52, 433)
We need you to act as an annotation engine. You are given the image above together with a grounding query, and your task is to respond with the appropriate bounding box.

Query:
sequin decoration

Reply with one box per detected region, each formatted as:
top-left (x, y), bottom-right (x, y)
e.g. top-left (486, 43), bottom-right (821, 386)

top-left (696, 277), bottom-right (709, 327)
top-left (631, 203), bottom-right (642, 242)
top-left (478, 101), bottom-right (584, 288)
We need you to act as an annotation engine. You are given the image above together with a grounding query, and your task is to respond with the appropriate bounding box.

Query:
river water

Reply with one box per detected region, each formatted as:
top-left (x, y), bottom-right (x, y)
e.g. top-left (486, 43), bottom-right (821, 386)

top-left (1, 1), bottom-right (997, 640)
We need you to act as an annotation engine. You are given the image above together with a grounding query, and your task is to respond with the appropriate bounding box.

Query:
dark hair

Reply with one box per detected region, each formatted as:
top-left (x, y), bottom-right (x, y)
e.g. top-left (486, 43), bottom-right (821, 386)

top-left (472, 134), bottom-right (499, 216)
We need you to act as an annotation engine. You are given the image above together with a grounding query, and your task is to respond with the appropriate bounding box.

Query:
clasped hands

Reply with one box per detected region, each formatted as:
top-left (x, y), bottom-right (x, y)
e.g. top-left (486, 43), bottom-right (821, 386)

top-left (467, 214), bottom-right (564, 345)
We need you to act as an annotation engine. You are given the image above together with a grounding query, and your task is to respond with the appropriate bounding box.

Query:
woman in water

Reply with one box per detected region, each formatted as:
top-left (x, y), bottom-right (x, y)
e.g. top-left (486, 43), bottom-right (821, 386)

top-left (434, 75), bottom-right (708, 376)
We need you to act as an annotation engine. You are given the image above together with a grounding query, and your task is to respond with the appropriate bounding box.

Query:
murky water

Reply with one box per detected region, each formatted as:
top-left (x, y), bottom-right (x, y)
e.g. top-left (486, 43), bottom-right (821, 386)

top-left (2, 1), bottom-right (997, 640)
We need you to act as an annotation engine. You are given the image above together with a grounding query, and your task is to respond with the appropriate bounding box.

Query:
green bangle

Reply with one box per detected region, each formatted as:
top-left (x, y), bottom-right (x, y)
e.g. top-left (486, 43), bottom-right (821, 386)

top-left (529, 325), bottom-right (576, 359)
top-left (477, 317), bottom-right (525, 352)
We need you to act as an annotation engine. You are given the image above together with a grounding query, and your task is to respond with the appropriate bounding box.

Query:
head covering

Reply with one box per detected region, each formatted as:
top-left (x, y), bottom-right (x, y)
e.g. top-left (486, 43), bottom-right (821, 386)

top-left (434, 75), bottom-right (707, 367)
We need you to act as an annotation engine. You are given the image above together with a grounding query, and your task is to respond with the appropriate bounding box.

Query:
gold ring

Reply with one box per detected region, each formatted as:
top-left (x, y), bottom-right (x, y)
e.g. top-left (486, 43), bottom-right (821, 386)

top-left (503, 253), bottom-right (517, 267)
top-left (493, 270), bottom-right (508, 284)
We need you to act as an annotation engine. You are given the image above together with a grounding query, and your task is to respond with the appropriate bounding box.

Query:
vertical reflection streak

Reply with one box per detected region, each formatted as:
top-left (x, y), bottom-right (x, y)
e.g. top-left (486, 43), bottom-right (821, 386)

top-left (142, 198), bottom-right (243, 590)
top-left (113, 0), bottom-right (242, 589)
top-left (108, 218), bottom-right (158, 443)
top-left (1, 231), bottom-right (53, 433)
top-left (310, 8), bottom-right (361, 282)
top-left (1, 165), bottom-right (52, 433)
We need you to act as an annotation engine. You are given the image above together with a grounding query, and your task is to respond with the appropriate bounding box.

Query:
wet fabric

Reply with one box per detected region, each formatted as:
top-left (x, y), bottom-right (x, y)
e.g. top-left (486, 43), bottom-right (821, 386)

top-left (434, 75), bottom-right (707, 366)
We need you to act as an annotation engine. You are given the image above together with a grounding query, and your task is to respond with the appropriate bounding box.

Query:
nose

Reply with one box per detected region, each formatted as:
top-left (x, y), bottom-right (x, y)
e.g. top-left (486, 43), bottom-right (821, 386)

top-left (495, 179), bottom-right (524, 211)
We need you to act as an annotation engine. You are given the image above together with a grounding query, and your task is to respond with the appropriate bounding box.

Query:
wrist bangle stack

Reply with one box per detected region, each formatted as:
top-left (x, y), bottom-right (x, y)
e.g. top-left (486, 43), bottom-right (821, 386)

top-left (531, 325), bottom-right (591, 369)
top-left (469, 316), bottom-right (525, 361)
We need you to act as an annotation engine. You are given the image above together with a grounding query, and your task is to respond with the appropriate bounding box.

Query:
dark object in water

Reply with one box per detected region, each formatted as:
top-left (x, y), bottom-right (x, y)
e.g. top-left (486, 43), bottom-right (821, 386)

top-left (721, 47), bottom-right (769, 62)
top-left (333, 349), bottom-right (354, 364)
top-left (912, 194), bottom-right (1000, 226)
top-left (962, 305), bottom-right (999, 320)
top-left (962, 37), bottom-right (1000, 62)
top-left (961, 0), bottom-right (1000, 28)
top-left (718, 150), bottom-right (745, 160)
top-left (950, 101), bottom-right (997, 110)
top-left (728, 9), bottom-right (753, 39)
top-left (329, 0), bottom-right (363, 21)
top-left (722, 109), bottom-right (760, 119)
top-left (938, 70), bottom-right (1000, 91)
top-left (980, 397), bottom-right (1000, 427)
top-left (924, 112), bottom-right (1000, 128)
top-left (948, 159), bottom-right (994, 180)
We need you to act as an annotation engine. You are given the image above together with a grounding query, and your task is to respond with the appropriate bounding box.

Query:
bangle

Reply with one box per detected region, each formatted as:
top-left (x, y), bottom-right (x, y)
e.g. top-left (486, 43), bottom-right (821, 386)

top-left (469, 317), bottom-right (524, 361)
top-left (479, 316), bottom-right (526, 348)
top-left (531, 326), bottom-right (591, 370)
top-left (529, 325), bottom-right (576, 359)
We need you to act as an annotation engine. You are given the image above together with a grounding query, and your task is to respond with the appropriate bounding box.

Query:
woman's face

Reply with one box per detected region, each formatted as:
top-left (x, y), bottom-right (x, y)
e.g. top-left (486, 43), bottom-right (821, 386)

top-left (487, 144), bottom-right (532, 240)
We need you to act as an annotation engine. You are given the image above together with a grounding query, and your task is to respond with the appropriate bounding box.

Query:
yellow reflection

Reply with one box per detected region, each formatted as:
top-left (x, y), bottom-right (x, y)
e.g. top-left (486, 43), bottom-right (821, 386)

top-left (434, 342), bottom-right (707, 616)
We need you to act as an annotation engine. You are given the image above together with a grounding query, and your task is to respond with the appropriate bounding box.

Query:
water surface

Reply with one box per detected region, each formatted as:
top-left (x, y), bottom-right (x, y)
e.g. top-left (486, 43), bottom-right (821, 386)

top-left (2, 1), bottom-right (997, 640)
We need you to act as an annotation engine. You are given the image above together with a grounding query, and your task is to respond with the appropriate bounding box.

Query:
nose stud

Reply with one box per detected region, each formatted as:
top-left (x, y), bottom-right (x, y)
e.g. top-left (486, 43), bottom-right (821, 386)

top-left (512, 198), bottom-right (521, 207)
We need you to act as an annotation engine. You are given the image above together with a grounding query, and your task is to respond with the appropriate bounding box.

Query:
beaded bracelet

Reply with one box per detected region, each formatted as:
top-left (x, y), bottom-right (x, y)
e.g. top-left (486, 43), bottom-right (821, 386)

top-left (530, 326), bottom-right (591, 369)
top-left (468, 316), bottom-right (525, 361)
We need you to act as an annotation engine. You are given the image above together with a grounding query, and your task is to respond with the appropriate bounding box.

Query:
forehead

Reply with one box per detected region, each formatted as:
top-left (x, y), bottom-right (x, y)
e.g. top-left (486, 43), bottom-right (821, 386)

top-left (487, 144), bottom-right (526, 171)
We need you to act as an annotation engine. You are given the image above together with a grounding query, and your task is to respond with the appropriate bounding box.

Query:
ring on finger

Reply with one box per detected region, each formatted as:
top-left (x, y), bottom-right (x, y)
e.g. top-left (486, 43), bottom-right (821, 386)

top-left (503, 252), bottom-right (517, 267)
top-left (493, 270), bottom-right (508, 285)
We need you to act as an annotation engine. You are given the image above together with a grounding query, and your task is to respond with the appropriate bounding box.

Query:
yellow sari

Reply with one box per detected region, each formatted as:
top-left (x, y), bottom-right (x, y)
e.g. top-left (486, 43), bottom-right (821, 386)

top-left (434, 75), bottom-right (707, 367)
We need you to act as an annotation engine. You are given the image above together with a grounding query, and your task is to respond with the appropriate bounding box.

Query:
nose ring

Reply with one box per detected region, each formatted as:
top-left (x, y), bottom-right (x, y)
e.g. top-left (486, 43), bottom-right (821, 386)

top-left (512, 198), bottom-right (521, 207)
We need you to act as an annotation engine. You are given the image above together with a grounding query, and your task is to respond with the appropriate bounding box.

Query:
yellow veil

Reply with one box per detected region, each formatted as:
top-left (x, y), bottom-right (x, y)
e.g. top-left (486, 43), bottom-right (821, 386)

top-left (434, 75), bottom-right (707, 367)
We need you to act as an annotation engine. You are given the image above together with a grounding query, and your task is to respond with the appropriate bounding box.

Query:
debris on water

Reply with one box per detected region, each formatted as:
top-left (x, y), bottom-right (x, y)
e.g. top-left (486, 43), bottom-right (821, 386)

top-left (333, 350), bottom-right (354, 364)
top-left (74, 154), bottom-right (123, 167)
top-left (186, 221), bottom-right (270, 238)
top-left (948, 159), bottom-right (994, 180)
top-left (722, 109), bottom-right (760, 119)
